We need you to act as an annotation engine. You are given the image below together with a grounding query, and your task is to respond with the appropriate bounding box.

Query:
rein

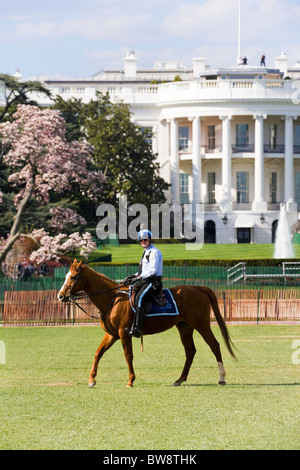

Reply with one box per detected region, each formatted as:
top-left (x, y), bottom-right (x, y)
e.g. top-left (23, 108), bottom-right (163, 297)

top-left (63, 266), bottom-right (144, 349)
top-left (68, 295), bottom-right (118, 321)
top-left (67, 275), bottom-right (131, 322)
top-left (69, 284), bottom-right (127, 301)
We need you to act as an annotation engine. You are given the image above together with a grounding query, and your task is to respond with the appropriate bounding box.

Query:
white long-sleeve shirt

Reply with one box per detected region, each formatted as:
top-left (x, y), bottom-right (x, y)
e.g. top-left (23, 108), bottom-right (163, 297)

top-left (136, 244), bottom-right (163, 279)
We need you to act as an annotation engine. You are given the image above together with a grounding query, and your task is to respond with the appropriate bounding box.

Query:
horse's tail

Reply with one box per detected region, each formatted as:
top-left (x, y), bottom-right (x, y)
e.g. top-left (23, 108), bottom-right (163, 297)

top-left (200, 286), bottom-right (237, 360)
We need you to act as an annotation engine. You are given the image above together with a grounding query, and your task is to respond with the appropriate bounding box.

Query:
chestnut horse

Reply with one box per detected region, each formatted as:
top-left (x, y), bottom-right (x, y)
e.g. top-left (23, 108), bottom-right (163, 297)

top-left (58, 260), bottom-right (236, 388)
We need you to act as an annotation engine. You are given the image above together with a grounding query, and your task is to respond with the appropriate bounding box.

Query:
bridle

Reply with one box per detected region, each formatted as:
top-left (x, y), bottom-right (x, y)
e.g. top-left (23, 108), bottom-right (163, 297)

top-left (62, 271), bottom-right (81, 298)
top-left (62, 267), bottom-right (130, 299)
top-left (60, 266), bottom-right (131, 322)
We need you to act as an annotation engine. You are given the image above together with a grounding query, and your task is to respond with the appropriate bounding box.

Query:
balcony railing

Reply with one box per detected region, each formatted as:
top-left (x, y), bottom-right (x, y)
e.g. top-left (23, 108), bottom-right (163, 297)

top-left (264, 144), bottom-right (285, 153)
top-left (267, 202), bottom-right (281, 210)
top-left (179, 146), bottom-right (193, 155)
top-left (204, 203), bottom-right (219, 211)
top-left (203, 145), bottom-right (223, 154)
top-left (232, 202), bottom-right (252, 210)
top-left (231, 145), bottom-right (255, 153)
top-left (178, 143), bottom-right (300, 157)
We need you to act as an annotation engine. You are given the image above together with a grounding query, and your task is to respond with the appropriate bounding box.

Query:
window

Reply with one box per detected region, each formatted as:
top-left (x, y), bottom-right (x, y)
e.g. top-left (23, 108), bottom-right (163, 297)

top-left (208, 172), bottom-right (216, 204)
top-left (179, 126), bottom-right (189, 150)
top-left (295, 126), bottom-right (300, 153)
top-left (236, 124), bottom-right (249, 147)
top-left (237, 171), bottom-right (249, 203)
top-left (208, 126), bottom-right (215, 150)
top-left (179, 174), bottom-right (189, 204)
top-left (204, 221), bottom-right (216, 244)
top-left (237, 228), bottom-right (251, 243)
top-left (270, 172), bottom-right (277, 203)
top-left (269, 125), bottom-right (277, 149)
top-left (295, 172), bottom-right (300, 207)
top-left (59, 87), bottom-right (70, 94)
top-left (295, 126), bottom-right (300, 145)
top-left (140, 127), bottom-right (153, 146)
top-left (272, 220), bottom-right (278, 243)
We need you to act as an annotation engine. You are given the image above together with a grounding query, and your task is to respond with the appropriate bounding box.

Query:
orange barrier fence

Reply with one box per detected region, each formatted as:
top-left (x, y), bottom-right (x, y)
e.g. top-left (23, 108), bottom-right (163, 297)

top-left (2, 288), bottom-right (300, 326)
top-left (215, 288), bottom-right (300, 323)
top-left (3, 290), bottom-right (100, 326)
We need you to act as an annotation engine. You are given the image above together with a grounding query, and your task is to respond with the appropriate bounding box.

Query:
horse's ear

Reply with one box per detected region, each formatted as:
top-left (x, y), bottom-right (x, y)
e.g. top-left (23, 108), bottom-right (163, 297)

top-left (77, 260), bottom-right (83, 271)
top-left (73, 259), bottom-right (77, 265)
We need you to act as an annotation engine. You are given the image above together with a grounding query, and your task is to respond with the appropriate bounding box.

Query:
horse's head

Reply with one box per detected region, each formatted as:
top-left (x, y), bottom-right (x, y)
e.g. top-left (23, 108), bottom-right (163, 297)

top-left (57, 259), bottom-right (85, 302)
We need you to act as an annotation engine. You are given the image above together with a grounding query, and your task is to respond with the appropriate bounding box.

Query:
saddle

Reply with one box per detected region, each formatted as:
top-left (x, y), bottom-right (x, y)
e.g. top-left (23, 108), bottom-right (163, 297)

top-left (129, 287), bottom-right (167, 313)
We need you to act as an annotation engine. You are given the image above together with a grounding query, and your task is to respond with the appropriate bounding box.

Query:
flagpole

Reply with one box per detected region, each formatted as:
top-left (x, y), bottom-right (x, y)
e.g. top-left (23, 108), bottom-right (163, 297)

top-left (237, 0), bottom-right (242, 65)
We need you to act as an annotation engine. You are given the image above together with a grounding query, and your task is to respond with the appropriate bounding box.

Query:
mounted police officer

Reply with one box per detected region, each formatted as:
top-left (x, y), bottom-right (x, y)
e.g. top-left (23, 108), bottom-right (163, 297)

top-left (124, 229), bottom-right (163, 338)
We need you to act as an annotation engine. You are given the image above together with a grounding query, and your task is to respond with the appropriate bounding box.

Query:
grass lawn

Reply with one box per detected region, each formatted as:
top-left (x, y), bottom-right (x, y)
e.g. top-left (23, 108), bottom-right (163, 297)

top-left (91, 242), bottom-right (300, 264)
top-left (0, 325), bottom-right (299, 450)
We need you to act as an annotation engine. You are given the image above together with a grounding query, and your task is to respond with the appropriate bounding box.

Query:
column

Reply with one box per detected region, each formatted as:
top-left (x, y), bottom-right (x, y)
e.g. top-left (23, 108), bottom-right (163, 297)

top-left (192, 116), bottom-right (202, 204)
top-left (170, 118), bottom-right (179, 203)
top-left (219, 115), bottom-right (232, 212)
top-left (157, 120), bottom-right (169, 187)
top-left (285, 115), bottom-right (297, 212)
top-left (252, 114), bottom-right (267, 211)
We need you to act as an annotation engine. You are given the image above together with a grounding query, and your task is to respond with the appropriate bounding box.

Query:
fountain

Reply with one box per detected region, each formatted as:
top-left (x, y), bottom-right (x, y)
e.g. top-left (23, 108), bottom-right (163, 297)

top-left (274, 204), bottom-right (294, 258)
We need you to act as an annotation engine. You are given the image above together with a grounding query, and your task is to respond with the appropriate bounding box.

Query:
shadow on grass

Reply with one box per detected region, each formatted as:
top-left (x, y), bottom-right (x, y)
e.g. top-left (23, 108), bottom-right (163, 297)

top-left (180, 382), bottom-right (300, 387)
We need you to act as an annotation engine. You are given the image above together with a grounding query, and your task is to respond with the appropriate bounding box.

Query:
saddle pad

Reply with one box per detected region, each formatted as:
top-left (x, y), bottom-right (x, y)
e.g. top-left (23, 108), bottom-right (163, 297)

top-left (146, 289), bottom-right (179, 317)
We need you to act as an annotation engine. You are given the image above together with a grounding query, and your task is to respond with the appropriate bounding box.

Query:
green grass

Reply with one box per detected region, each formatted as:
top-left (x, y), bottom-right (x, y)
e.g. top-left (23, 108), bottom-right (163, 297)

top-left (91, 243), bottom-right (300, 264)
top-left (0, 325), bottom-right (299, 450)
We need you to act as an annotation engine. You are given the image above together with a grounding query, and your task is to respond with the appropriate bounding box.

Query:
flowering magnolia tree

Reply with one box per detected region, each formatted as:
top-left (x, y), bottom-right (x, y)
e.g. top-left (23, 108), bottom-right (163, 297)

top-left (0, 229), bottom-right (96, 278)
top-left (0, 104), bottom-right (104, 264)
top-left (29, 229), bottom-right (96, 264)
top-left (49, 207), bottom-right (87, 231)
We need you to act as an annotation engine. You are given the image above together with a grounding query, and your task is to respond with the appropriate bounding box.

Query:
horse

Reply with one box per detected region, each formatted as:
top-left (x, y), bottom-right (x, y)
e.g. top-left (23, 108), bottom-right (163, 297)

top-left (57, 259), bottom-right (236, 388)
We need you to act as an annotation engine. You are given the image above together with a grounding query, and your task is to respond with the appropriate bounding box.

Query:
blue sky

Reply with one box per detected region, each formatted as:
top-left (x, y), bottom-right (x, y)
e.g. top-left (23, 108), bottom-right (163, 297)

top-left (1, 0), bottom-right (300, 79)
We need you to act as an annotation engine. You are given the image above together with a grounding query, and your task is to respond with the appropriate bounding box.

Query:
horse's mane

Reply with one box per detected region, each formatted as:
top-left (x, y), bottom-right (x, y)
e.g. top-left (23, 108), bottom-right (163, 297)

top-left (81, 264), bottom-right (118, 287)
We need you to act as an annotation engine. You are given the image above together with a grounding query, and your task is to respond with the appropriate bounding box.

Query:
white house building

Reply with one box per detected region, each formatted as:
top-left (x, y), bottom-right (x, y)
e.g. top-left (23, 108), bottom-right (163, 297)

top-left (21, 51), bottom-right (300, 243)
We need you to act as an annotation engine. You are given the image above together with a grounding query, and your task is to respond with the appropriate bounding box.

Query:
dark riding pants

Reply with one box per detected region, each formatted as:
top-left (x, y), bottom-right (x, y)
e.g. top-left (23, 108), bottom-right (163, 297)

top-left (132, 276), bottom-right (162, 330)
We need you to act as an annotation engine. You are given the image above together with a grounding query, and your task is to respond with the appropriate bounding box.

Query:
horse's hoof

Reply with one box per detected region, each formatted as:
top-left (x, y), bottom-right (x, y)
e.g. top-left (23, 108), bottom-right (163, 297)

top-left (218, 381), bottom-right (226, 386)
top-left (88, 380), bottom-right (96, 388)
top-left (126, 384), bottom-right (133, 388)
top-left (172, 380), bottom-right (185, 386)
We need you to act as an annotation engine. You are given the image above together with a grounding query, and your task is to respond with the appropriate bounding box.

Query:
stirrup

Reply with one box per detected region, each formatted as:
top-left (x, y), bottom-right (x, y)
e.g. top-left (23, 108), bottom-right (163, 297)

top-left (125, 327), bottom-right (142, 338)
top-left (132, 327), bottom-right (142, 338)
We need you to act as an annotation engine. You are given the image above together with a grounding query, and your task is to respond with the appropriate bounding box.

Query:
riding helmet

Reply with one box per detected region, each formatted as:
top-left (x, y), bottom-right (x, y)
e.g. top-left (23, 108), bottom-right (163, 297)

top-left (137, 229), bottom-right (152, 242)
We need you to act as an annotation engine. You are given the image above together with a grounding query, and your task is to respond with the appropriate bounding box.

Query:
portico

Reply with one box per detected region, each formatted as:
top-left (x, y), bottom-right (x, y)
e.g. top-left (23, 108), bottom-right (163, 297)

top-left (164, 107), bottom-right (300, 243)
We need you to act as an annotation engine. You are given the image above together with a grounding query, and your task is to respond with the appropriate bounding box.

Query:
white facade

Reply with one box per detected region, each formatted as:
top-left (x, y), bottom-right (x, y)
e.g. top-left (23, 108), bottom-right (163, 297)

top-left (28, 51), bottom-right (300, 244)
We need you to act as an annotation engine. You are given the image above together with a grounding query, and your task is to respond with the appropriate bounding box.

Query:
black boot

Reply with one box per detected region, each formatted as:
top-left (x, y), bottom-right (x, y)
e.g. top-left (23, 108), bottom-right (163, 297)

top-left (125, 307), bottom-right (144, 338)
top-left (125, 326), bottom-right (142, 338)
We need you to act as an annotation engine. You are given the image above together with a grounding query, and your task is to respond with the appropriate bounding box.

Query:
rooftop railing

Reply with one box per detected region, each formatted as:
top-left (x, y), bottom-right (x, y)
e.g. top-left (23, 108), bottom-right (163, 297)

top-left (36, 77), bottom-right (300, 107)
top-left (158, 78), bottom-right (298, 104)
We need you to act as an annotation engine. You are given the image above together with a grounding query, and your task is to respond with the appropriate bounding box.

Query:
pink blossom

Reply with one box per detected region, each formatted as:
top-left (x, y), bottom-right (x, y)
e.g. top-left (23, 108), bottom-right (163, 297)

top-left (49, 207), bottom-right (87, 231)
top-left (0, 104), bottom-right (104, 207)
top-left (29, 230), bottom-right (96, 264)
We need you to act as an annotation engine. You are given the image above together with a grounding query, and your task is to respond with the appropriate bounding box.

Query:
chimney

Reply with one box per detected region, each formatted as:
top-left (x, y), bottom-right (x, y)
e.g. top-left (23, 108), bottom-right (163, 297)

top-left (13, 69), bottom-right (23, 80)
top-left (275, 52), bottom-right (288, 77)
top-left (123, 51), bottom-right (138, 80)
top-left (192, 58), bottom-right (207, 78)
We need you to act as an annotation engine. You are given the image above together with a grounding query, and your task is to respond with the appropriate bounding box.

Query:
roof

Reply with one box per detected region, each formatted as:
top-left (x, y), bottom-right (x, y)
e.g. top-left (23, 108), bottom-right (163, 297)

top-left (200, 65), bottom-right (283, 79)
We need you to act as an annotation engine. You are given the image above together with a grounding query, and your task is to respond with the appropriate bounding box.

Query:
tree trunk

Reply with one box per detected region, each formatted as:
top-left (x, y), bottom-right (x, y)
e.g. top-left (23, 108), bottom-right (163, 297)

top-left (0, 179), bottom-right (34, 264)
